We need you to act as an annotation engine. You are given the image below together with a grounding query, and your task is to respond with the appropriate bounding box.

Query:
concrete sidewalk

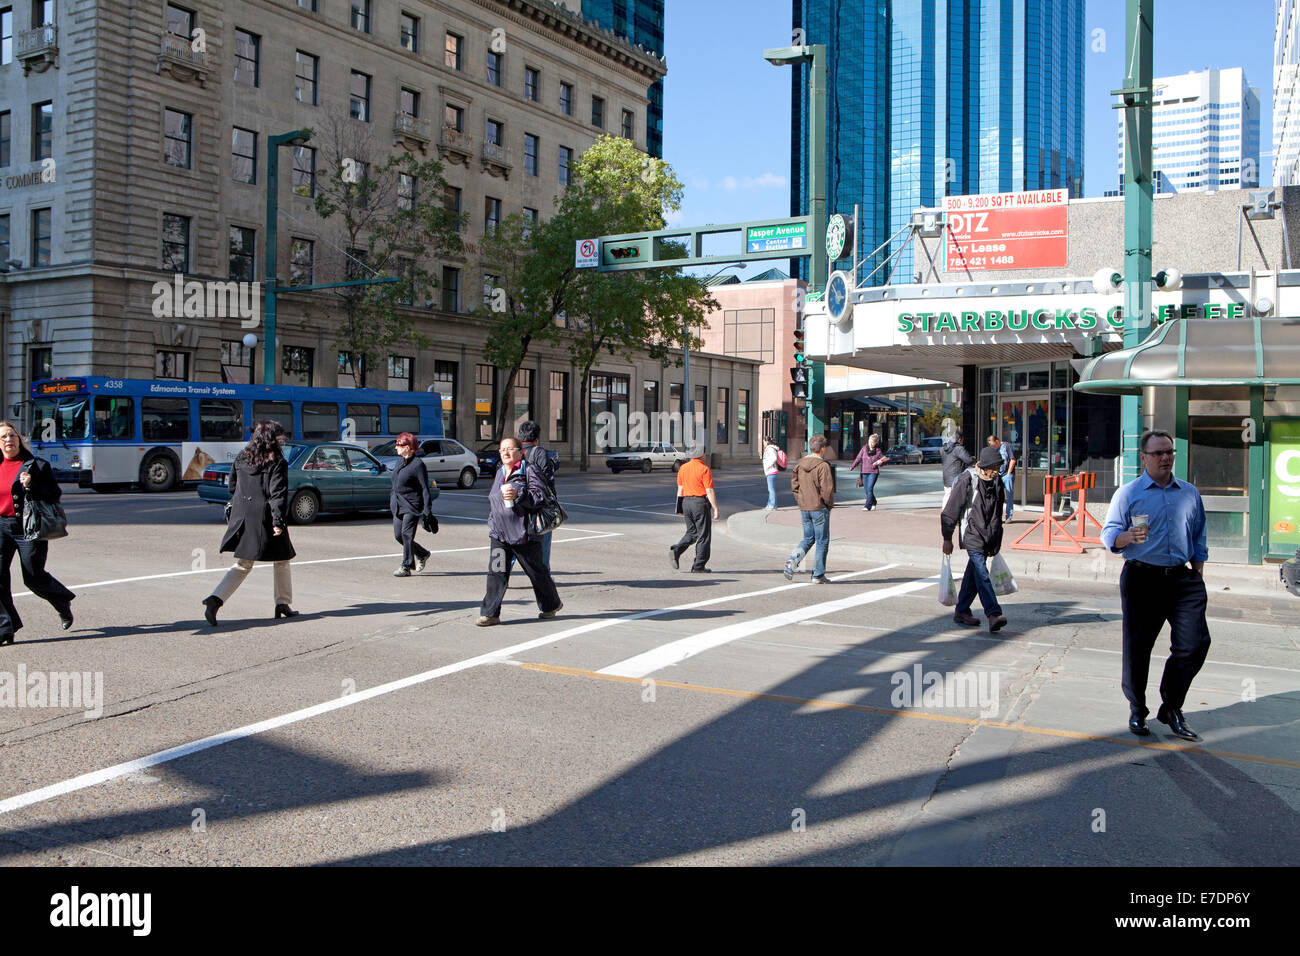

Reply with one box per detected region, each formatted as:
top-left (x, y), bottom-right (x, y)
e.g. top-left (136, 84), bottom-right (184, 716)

top-left (725, 472), bottom-right (1290, 600)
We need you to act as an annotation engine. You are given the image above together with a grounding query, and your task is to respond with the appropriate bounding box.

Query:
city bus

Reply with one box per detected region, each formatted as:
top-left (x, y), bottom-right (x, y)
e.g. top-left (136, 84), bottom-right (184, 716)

top-left (20, 377), bottom-right (445, 492)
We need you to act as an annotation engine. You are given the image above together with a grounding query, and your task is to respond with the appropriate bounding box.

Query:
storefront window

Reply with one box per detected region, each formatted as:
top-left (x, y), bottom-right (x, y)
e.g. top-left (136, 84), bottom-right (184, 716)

top-left (1188, 416), bottom-right (1248, 496)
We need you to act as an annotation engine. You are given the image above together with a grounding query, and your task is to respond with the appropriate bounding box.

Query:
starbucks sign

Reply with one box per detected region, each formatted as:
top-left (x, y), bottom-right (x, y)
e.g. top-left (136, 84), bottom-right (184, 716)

top-left (897, 300), bottom-right (1248, 334)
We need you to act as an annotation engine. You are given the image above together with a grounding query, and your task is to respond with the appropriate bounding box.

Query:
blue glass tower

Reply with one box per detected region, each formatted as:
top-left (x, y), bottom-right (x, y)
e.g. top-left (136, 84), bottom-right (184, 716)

top-left (791, 0), bottom-right (1085, 284)
top-left (581, 0), bottom-right (665, 157)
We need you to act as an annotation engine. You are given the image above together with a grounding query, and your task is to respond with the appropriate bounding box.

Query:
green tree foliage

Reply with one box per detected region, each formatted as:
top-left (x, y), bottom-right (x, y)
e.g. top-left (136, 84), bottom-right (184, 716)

top-left (916, 401), bottom-right (948, 438)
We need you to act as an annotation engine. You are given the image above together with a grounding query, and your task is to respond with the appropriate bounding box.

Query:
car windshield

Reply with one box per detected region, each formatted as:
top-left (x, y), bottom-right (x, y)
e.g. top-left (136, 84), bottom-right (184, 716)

top-left (33, 397), bottom-right (91, 441)
top-left (282, 443), bottom-right (307, 464)
top-left (372, 440), bottom-right (399, 456)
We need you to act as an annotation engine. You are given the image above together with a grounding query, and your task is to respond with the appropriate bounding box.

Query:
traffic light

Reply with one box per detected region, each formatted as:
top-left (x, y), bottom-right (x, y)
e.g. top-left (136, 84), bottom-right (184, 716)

top-left (790, 366), bottom-right (807, 402)
top-left (609, 245), bottom-right (640, 259)
top-left (792, 324), bottom-right (806, 364)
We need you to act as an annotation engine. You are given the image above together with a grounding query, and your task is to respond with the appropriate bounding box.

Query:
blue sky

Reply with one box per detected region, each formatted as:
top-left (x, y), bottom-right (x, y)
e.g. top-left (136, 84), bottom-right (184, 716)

top-left (661, 0), bottom-right (1277, 235)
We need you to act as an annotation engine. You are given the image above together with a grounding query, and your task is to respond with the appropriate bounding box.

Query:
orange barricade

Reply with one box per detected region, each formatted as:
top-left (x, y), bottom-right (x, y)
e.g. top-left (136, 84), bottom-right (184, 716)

top-left (1010, 472), bottom-right (1106, 554)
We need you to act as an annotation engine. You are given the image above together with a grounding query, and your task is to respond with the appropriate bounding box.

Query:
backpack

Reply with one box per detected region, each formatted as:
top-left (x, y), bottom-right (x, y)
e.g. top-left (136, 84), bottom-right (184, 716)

top-left (774, 448), bottom-right (788, 471)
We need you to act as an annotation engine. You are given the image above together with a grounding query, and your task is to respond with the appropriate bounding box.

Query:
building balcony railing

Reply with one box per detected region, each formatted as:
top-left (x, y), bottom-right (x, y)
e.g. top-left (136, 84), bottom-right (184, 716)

top-left (438, 126), bottom-right (473, 166)
top-left (481, 141), bottom-right (513, 178)
top-left (156, 31), bottom-right (209, 87)
top-left (393, 112), bottom-right (432, 150)
top-left (16, 24), bottom-right (57, 74)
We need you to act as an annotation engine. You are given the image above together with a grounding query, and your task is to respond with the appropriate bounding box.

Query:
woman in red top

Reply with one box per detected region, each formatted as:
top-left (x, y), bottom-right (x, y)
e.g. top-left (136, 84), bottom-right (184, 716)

top-left (0, 421), bottom-right (75, 644)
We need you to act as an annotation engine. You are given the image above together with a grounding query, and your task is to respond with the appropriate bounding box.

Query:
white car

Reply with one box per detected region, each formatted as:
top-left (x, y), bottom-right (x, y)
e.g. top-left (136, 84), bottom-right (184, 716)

top-left (605, 442), bottom-right (689, 474)
top-left (374, 437), bottom-right (479, 488)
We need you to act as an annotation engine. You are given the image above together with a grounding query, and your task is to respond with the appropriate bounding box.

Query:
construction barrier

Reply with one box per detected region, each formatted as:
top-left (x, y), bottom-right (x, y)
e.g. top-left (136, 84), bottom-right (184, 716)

top-left (1010, 472), bottom-right (1106, 554)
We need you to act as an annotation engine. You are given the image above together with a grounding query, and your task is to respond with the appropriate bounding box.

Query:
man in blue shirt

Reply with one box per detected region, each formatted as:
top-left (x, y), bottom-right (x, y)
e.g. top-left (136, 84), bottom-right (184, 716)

top-left (1101, 430), bottom-right (1211, 741)
top-left (987, 435), bottom-right (1017, 520)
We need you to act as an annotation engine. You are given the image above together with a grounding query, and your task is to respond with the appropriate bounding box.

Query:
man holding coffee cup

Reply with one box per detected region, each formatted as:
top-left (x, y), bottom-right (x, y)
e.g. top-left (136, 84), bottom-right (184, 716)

top-left (1101, 429), bottom-right (1210, 741)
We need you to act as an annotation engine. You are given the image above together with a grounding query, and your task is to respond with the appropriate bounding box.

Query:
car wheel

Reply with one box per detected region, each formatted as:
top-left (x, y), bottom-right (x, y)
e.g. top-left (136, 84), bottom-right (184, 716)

top-left (609, 466), bottom-right (620, 474)
top-left (458, 467), bottom-right (476, 489)
top-left (290, 490), bottom-right (319, 525)
top-left (640, 459), bottom-right (652, 473)
top-left (140, 453), bottom-right (177, 492)
top-left (672, 461), bottom-right (681, 473)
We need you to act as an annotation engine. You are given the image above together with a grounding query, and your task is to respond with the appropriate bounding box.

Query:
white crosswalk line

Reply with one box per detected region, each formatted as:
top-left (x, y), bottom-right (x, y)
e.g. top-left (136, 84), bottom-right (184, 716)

top-left (598, 574), bottom-right (939, 678)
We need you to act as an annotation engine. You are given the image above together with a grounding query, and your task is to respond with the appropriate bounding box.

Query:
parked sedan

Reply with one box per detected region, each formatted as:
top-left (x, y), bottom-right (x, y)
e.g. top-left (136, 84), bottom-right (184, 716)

top-left (374, 437), bottom-right (479, 489)
top-left (606, 442), bottom-right (689, 474)
top-left (197, 441), bottom-right (438, 524)
top-left (885, 443), bottom-right (924, 464)
top-left (919, 437), bottom-right (944, 464)
top-left (477, 442), bottom-right (561, 478)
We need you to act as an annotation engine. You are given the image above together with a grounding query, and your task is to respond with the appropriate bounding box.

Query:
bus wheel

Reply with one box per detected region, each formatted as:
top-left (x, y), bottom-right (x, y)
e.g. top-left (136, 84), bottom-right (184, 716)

top-left (458, 467), bottom-right (476, 489)
top-left (290, 490), bottom-right (319, 525)
top-left (140, 454), bottom-right (177, 492)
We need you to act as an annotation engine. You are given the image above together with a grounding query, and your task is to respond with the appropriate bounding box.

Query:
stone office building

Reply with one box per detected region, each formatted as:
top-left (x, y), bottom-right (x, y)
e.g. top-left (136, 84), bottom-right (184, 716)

top-left (0, 0), bottom-right (758, 462)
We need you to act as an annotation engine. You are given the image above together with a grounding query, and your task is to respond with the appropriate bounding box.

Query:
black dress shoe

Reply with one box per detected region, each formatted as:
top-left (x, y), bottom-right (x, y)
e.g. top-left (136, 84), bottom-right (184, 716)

top-left (202, 595), bottom-right (222, 626)
top-left (0, 632), bottom-right (14, 646)
top-left (1157, 705), bottom-right (1200, 741)
top-left (55, 603), bottom-right (73, 630)
top-left (274, 604), bottom-right (300, 619)
top-left (1128, 715), bottom-right (1151, 737)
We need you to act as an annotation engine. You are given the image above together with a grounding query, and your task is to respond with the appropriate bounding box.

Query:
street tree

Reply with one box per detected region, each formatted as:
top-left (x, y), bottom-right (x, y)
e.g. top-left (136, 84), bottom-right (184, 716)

top-left (312, 118), bottom-right (463, 386)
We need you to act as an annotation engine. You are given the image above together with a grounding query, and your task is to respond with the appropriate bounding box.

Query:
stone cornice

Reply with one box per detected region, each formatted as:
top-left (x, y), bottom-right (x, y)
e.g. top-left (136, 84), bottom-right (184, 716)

top-left (483, 0), bottom-right (666, 82)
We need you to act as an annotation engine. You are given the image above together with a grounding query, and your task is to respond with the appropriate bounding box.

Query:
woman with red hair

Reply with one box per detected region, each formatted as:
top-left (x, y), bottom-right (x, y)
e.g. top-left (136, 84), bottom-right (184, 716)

top-left (389, 432), bottom-right (435, 576)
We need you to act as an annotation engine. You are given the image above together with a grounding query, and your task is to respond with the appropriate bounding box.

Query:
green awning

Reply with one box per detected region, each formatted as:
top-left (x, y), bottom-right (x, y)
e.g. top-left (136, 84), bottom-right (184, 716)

top-left (1073, 317), bottom-right (1300, 395)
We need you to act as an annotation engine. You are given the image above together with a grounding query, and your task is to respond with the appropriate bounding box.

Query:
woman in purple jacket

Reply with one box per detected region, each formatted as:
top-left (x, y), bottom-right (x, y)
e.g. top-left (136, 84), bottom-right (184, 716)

top-left (477, 437), bottom-right (562, 626)
top-left (848, 433), bottom-right (890, 511)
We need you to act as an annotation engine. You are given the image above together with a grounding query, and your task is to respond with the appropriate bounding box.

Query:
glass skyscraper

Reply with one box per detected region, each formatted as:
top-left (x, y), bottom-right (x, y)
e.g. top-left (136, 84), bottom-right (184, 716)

top-left (581, 0), bottom-right (665, 156)
top-left (791, 0), bottom-right (1085, 285)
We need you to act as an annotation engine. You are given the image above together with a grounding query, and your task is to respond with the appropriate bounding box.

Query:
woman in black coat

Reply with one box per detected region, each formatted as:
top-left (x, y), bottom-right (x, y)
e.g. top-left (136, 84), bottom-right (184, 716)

top-left (202, 421), bottom-right (298, 625)
top-left (0, 421), bottom-right (75, 644)
top-left (389, 432), bottom-right (435, 577)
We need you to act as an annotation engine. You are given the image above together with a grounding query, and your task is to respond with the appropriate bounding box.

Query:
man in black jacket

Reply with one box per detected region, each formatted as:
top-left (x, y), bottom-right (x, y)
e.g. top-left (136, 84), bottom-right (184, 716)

top-left (940, 430), bottom-right (975, 506)
top-left (941, 445), bottom-right (1007, 631)
top-left (516, 420), bottom-right (557, 568)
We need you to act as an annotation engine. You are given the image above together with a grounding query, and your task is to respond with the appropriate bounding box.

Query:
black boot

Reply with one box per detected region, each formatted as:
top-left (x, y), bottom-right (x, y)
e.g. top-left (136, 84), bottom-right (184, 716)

top-left (203, 595), bottom-right (222, 626)
top-left (274, 604), bottom-right (299, 619)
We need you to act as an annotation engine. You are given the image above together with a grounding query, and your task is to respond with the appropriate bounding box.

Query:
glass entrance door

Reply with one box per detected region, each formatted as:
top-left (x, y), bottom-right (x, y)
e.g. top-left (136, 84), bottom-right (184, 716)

top-left (1001, 395), bottom-right (1051, 509)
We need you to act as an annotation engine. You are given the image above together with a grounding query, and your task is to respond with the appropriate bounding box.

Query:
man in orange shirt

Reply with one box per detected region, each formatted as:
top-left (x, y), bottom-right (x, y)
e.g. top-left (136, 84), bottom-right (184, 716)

top-left (671, 447), bottom-right (720, 573)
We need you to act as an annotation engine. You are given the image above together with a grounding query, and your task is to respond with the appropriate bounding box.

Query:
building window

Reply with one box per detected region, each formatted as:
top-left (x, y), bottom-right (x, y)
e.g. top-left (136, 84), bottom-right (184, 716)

top-left (163, 109), bottom-right (191, 168)
top-left (292, 145), bottom-right (316, 196)
top-left (0, 9), bottom-right (10, 65)
top-left (443, 185), bottom-right (461, 231)
top-left (643, 379), bottom-right (659, 428)
top-left (231, 127), bottom-right (256, 183)
top-left (522, 206), bottom-right (537, 238)
top-left (444, 103), bottom-right (463, 131)
top-left (234, 29), bottom-right (259, 87)
top-left (337, 352), bottom-right (362, 388)
top-left (591, 96), bottom-right (604, 128)
top-left (433, 360), bottom-right (457, 437)
top-left (484, 196), bottom-right (501, 234)
top-left (486, 118), bottom-right (502, 147)
top-left (716, 387), bottom-right (729, 445)
top-left (475, 364), bottom-right (495, 441)
top-left (400, 87), bottom-right (420, 119)
top-left (398, 172), bottom-right (416, 211)
top-left (29, 345), bottom-right (51, 384)
top-left (400, 12), bottom-right (419, 53)
top-left (296, 0), bottom-right (317, 10)
top-left (524, 133), bottom-right (537, 176)
top-left (486, 50), bottom-right (502, 87)
top-left (441, 265), bottom-right (460, 312)
top-left (221, 339), bottom-right (255, 384)
top-left (155, 350), bottom-right (189, 381)
top-left (161, 213), bottom-right (188, 272)
top-left (33, 0), bottom-right (53, 25)
top-left (228, 225), bottom-right (255, 281)
top-left (559, 82), bottom-right (573, 116)
top-left (350, 0), bottom-right (370, 33)
top-left (32, 101), bottom-right (52, 162)
top-left (165, 4), bottom-right (193, 39)
top-left (510, 369), bottom-right (533, 437)
top-left (524, 66), bottom-right (539, 101)
top-left (0, 111), bottom-right (10, 167)
top-left (589, 374), bottom-right (629, 452)
top-left (29, 207), bottom-right (51, 266)
top-left (737, 388), bottom-right (749, 444)
top-left (294, 51), bottom-right (319, 105)
top-left (482, 272), bottom-right (499, 308)
top-left (282, 345), bottom-right (313, 387)
top-left (350, 71), bottom-right (371, 122)
top-left (388, 355), bottom-right (413, 391)
top-left (621, 108), bottom-right (634, 140)
top-left (289, 237), bottom-right (313, 285)
top-left (549, 371), bottom-right (568, 443)
top-left (444, 31), bottom-right (462, 70)
top-left (558, 145), bottom-right (571, 186)
top-left (0, 213), bottom-right (8, 262)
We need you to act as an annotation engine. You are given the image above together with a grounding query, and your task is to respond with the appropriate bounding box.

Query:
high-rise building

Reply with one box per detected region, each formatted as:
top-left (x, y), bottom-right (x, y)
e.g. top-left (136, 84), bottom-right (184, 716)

top-left (1275, 1), bottom-right (1300, 186)
top-left (1116, 68), bottom-right (1260, 193)
top-left (789, 0), bottom-right (1085, 286)
top-left (566, 0), bottom-right (665, 157)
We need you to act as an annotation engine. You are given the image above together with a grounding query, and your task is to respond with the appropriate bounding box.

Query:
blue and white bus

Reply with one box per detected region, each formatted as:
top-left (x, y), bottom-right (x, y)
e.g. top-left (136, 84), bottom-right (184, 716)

top-left (22, 377), bottom-right (445, 492)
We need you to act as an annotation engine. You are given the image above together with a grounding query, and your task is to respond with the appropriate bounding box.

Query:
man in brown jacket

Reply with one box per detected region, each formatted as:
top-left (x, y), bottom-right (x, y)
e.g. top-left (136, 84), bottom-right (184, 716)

top-left (783, 434), bottom-right (835, 583)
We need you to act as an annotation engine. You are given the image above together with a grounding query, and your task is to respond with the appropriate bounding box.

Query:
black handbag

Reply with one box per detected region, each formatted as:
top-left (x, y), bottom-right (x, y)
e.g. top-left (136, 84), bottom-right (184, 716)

top-left (421, 513), bottom-right (439, 534)
top-left (23, 496), bottom-right (68, 541)
top-left (526, 497), bottom-right (567, 538)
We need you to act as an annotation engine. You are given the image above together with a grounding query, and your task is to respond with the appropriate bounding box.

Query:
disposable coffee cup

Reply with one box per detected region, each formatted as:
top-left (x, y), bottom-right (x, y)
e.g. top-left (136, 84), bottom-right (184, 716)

top-left (503, 488), bottom-right (516, 509)
top-left (1132, 514), bottom-right (1148, 540)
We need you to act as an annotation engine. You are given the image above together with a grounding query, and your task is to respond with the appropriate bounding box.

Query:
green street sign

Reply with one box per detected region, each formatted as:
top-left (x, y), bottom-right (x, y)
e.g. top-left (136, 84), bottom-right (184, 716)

top-left (746, 221), bottom-right (808, 254)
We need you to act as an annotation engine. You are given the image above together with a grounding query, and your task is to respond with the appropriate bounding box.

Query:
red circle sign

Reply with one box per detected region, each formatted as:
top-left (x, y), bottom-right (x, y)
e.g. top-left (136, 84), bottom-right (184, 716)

top-left (580, 240), bottom-right (596, 257)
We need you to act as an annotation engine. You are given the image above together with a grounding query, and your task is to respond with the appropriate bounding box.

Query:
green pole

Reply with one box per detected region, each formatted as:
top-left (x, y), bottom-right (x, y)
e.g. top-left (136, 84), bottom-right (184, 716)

top-left (1119, 0), bottom-right (1153, 482)
top-left (805, 44), bottom-right (827, 447)
top-left (264, 130), bottom-right (312, 387)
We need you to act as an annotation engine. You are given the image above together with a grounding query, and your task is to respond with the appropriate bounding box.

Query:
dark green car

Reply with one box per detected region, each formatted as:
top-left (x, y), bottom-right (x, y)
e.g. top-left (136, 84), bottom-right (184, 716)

top-left (196, 441), bottom-right (438, 524)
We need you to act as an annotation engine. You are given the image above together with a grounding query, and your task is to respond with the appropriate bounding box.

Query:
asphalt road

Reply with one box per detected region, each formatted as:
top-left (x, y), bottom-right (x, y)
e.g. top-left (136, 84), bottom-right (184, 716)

top-left (0, 464), bottom-right (1295, 866)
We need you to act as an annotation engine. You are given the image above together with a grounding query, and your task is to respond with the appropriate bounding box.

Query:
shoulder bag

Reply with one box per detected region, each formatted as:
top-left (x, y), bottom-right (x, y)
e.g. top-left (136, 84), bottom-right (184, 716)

top-left (21, 464), bottom-right (68, 541)
top-left (520, 459), bottom-right (567, 538)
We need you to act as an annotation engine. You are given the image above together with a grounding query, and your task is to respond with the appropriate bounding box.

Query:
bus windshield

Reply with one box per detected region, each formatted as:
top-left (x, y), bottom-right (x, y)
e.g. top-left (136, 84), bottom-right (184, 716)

top-left (32, 397), bottom-right (90, 441)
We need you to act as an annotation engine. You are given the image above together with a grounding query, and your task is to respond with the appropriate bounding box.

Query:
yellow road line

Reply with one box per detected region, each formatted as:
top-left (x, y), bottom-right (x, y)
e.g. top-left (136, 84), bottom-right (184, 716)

top-left (516, 661), bottom-right (1300, 770)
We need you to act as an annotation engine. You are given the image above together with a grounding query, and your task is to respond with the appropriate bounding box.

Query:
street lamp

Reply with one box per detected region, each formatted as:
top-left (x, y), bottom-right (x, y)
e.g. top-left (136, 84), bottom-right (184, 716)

top-left (684, 263), bottom-right (746, 448)
top-left (263, 129), bottom-right (312, 385)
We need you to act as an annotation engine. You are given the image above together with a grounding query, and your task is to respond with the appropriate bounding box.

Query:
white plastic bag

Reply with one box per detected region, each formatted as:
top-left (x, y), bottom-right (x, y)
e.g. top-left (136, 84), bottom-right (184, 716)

top-left (938, 553), bottom-right (958, 606)
top-left (989, 553), bottom-right (1018, 596)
